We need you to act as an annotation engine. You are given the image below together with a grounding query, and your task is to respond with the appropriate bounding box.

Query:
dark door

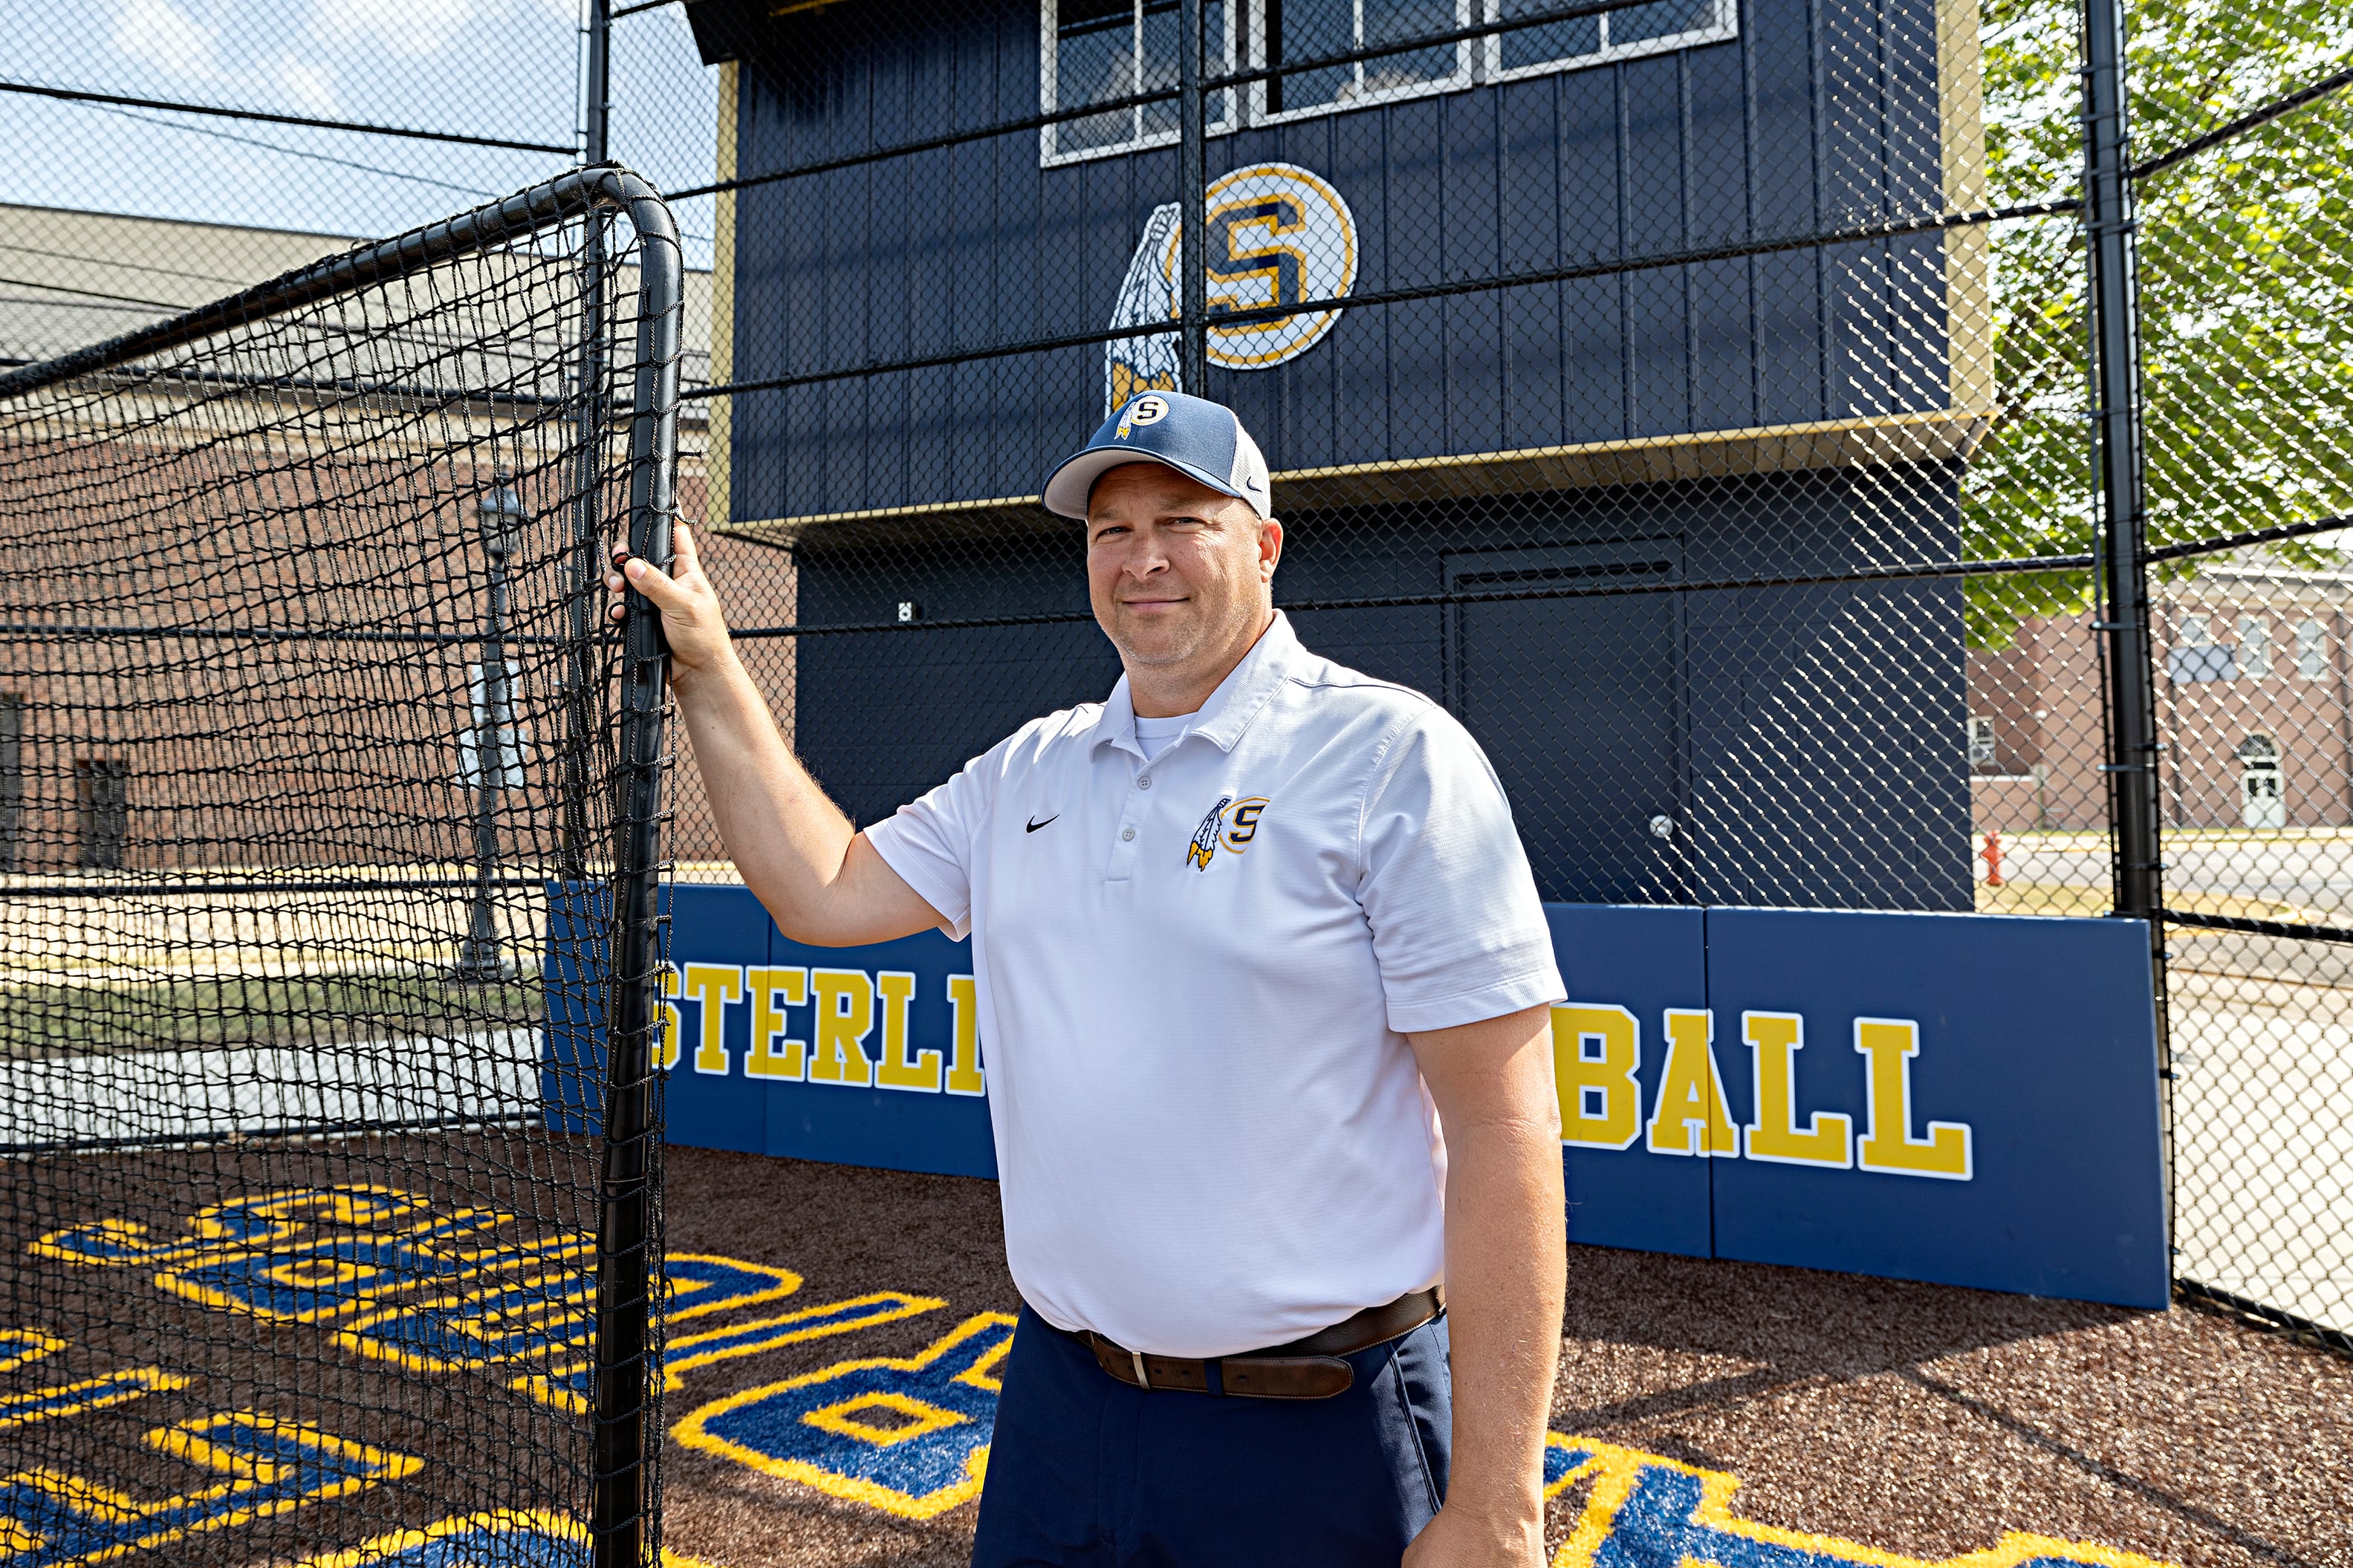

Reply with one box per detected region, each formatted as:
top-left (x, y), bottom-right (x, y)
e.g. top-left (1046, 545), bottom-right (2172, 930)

top-left (1445, 539), bottom-right (1687, 903)
top-left (75, 758), bottom-right (129, 871)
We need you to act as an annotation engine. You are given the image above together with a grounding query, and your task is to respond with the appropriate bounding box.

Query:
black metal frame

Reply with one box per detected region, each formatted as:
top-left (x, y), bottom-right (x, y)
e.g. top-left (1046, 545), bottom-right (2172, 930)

top-left (2080, 0), bottom-right (2169, 1227)
top-left (0, 163), bottom-right (684, 1568)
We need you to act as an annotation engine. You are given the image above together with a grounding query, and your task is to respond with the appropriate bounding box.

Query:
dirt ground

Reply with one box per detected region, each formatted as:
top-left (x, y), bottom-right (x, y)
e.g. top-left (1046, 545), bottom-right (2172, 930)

top-left (650, 1148), bottom-right (2353, 1568)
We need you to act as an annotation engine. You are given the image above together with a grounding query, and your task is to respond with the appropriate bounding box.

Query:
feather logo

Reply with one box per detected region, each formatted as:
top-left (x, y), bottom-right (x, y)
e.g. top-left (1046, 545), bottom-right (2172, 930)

top-left (1185, 795), bottom-right (1270, 870)
top-left (1187, 796), bottom-right (1232, 871)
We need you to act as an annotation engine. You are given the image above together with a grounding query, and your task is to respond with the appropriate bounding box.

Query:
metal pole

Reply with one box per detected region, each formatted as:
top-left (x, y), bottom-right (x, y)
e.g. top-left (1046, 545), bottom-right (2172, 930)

top-left (585, 0), bottom-right (610, 166)
top-left (561, 0), bottom-right (615, 881)
top-left (2333, 607), bottom-right (2353, 824)
top-left (1178, 0), bottom-right (1207, 391)
top-left (591, 175), bottom-right (681, 1568)
top-left (2082, 0), bottom-right (2170, 1189)
top-left (453, 476), bottom-right (522, 983)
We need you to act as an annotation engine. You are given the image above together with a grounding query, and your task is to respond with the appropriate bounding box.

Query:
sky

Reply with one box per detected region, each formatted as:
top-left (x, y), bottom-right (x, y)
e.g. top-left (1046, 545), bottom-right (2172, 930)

top-left (0, 0), bottom-right (719, 266)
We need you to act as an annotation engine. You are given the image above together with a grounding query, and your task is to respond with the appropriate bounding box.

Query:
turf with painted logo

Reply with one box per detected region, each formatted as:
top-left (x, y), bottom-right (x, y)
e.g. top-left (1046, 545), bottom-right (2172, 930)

top-left (5, 1139), bottom-right (2348, 1567)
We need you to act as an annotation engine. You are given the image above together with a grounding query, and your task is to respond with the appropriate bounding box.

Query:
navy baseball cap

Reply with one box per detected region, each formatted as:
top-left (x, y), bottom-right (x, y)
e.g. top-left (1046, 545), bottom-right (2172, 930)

top-left (1042, 391), bottom-right (1273, 521)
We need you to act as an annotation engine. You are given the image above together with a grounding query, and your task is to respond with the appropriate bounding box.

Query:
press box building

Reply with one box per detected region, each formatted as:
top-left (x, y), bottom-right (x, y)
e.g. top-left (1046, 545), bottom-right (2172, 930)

top-left (680, 0), bottom-right (1993, 908)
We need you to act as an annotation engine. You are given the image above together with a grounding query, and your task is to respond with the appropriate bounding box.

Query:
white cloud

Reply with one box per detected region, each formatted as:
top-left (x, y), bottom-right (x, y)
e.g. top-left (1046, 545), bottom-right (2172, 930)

top-left (113, 0), bottom-right (218, 78)
top-left (273, 55), bottom-right (339, 113)
top-left (311, 0), bottom-right (476, 58)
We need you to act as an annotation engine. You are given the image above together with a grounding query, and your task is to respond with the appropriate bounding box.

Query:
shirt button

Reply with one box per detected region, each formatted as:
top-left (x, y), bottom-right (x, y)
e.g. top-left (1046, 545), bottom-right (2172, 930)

top-left (1137, 775), bottom-right (1152, 790)
top-left (1120, 827), bottom-right (1136, 841)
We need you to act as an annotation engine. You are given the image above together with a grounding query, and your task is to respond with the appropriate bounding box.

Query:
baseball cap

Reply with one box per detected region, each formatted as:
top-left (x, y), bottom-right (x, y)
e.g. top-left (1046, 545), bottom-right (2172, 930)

top-left (1041, 391), bottom-right (1273, 521)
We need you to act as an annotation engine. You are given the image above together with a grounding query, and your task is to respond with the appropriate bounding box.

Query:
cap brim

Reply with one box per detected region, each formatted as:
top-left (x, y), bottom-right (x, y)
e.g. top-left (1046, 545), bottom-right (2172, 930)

top-left (1040, 448), bottom-right (1250, 519)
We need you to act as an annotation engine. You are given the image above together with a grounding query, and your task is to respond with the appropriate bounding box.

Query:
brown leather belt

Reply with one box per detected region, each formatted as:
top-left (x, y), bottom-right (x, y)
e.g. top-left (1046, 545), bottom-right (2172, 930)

top-left (1072, 1286), bottom-right (1444, 1401)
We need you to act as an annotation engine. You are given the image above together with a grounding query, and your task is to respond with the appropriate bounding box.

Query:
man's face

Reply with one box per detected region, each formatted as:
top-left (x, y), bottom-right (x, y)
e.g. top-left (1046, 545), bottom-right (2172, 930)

top-left (1085, 462), bottom-right (1281, 673)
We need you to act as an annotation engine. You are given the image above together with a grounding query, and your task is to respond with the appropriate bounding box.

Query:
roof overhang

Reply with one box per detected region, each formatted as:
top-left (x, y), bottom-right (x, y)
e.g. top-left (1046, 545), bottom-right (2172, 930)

top-left (682, 0), bottom-right (845, 65)
top-left (710, 408), bottom-right (1997, 552)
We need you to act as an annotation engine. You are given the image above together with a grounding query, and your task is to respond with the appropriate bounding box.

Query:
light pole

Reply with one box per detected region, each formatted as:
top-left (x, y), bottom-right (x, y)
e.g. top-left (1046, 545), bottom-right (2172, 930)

top-left (452, 471), bottom-right (526, 983)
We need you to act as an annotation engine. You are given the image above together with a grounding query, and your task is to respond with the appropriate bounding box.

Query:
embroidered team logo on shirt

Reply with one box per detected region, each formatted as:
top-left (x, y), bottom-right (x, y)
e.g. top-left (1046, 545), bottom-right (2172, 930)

top-left (1185, 795), bottom-right (1270, 870)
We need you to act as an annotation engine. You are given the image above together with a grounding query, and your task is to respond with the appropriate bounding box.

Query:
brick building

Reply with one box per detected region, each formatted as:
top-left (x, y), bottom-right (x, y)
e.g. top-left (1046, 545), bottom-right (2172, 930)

top-left (1968, 550), bottom-right (2353, 833)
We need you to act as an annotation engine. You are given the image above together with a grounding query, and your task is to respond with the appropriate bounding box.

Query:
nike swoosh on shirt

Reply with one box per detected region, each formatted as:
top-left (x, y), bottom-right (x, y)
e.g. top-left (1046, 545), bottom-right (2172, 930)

top-left (1026, 815), bottom-right (1059, 833)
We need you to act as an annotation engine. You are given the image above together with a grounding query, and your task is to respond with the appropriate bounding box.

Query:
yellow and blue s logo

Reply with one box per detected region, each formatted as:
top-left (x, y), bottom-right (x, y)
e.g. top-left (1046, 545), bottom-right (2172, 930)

top-left (1186, 795), bottom-right (1270, 870)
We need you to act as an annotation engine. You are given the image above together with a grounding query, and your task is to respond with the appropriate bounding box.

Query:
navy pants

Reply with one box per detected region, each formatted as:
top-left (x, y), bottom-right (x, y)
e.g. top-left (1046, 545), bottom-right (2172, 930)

top-left (972, 1304), bottom-right (1453, 1567)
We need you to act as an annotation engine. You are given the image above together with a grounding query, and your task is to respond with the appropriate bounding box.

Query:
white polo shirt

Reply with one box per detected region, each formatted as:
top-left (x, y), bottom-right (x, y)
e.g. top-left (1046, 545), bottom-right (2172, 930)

top-left (865, 613), bottom-right (1563, 1357)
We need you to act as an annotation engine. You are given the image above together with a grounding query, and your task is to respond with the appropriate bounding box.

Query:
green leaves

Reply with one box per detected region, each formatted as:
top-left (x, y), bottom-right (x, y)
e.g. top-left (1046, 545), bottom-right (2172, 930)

top-left (1961, 0), bottom-right (2353, 645)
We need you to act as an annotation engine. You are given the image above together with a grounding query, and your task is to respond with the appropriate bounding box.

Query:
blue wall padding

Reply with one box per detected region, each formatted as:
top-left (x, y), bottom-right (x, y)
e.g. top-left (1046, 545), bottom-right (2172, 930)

top-left (1549, 904), bottom-right (1713, 1260)
top-left (1704, 907), bottom-right (2166, 1308)
top-left (544, 888), bottom-right (2167, 1309)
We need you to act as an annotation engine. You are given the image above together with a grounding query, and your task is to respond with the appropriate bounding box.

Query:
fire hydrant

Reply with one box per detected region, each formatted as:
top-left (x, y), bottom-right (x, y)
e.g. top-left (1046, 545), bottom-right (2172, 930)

top-left (1981, 830), bottom-right (2004, 887)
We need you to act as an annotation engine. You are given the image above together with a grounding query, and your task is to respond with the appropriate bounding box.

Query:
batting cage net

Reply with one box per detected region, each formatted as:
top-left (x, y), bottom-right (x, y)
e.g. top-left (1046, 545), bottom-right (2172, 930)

top-left (0, 169), bottom-right (681, 1565)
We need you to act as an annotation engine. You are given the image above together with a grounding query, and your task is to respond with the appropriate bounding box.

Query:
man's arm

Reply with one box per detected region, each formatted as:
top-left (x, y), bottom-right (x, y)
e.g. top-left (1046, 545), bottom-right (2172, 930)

top-left (1402, 1003), bottom-right (1565, 1568)
top-left (609, 524), bottom-right (945, 946)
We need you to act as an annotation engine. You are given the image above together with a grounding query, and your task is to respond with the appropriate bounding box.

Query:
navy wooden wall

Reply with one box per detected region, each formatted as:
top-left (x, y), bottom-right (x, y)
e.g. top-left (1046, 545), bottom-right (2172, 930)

top-left (796, 463), bottom-right (1972, 911)
top-left (724, 0), bottom-right (1958, 522)
top-left (723, 0), bottom-right (1976, 909)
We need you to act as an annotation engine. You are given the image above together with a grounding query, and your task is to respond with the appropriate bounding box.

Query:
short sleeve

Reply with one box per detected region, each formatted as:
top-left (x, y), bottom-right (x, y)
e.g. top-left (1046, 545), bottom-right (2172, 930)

top-left (1357, 708), bottom-right (1565, 1034)
top-left (863, 752), bottom-right (996, 940)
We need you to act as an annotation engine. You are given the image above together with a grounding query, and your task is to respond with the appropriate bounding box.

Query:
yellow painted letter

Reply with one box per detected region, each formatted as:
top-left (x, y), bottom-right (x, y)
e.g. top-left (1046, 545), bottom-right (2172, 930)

top-left (873, 972), bottom-right (940, 1093)
top-left (1646, 1009), bottom-right (1738, 1157)
top-left (1742, 1012), bottom-right (1852, 1167)
top-left (683, 964), bottom-right (746, 1076)
top-left (660, 964), bottom-right (683, 1070)
top-left (1551, 1004), bottom-right (1641, 1150)
top-left (944, 975), bottom-right (984, 1096)
top-left (745, 966), bottom-right (809, 1081)
top-left (1854, 1018), bottom-right (1972, 1180)
top-left (808, 969), bottom-right (876, 1086)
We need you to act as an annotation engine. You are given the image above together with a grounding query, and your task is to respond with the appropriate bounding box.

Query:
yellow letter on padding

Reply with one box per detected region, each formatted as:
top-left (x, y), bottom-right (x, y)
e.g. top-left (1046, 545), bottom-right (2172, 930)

top-left (660, 965), bottom-right (683, 1070)
top-left (1742, 1012), bottom-right (1852, 1168)
top-left (944, 975), bottom-right (984, 1097)
top-left (1646, 1009), bottom-right (1739, 1157)
top-left (808, 970), bottom-right (876, 1086)
top-left (1551, 1004), bottom-right (1642, 1150)
top-left (745, 967), bottom-right (809, 1081)
top-left (683, 964), bottom-right (747, 1076)
top-left (1854, 1018), bottom-right (1972, 1180)
top-left (873, 972), bottom-right (940, 1093)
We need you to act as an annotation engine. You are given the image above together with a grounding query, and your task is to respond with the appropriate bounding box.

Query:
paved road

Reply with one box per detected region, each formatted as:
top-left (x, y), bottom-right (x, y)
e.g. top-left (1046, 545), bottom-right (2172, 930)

top-left (2169, 977), bottom-right (2353, 1338)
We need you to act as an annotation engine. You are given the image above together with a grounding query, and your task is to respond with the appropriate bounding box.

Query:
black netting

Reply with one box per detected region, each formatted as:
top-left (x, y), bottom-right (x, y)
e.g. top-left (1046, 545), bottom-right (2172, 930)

top-left (0, 171), bottom-right (680, 1564)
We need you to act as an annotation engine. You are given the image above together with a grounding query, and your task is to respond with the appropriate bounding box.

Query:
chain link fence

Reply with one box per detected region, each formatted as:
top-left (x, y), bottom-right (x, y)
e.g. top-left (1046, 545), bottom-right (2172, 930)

top-left (1, 0), bottom-right (2346, 1404)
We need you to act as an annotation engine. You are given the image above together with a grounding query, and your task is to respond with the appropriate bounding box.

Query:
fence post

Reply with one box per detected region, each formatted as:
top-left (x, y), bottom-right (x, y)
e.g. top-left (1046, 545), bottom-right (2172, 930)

top-left (561, 0), bottom-right (614, 882)
top-left (2080, 0), bottom-right (2172, 1190)
top-left (1178, 0), bottom-right (1207, 391)
top-left (591, 173), bottom-right (680, 1568)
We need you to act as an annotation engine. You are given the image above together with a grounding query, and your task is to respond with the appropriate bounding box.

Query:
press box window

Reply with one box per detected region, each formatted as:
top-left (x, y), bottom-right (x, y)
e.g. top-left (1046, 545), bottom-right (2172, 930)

top-left (1043, 0), bottom-right (1235, 163)
top-left (1044, 0), bottom-right (1733, 160)
top-left (1483, 0), bottom-right (1735, 82)
top-left (1253, 0), bottom-right (1474, 120)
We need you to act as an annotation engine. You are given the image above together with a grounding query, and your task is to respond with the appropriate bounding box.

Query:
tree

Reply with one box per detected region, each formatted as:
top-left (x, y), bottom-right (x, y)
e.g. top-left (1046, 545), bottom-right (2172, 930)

top-left (1961, 0), bottom-right (2353, 647)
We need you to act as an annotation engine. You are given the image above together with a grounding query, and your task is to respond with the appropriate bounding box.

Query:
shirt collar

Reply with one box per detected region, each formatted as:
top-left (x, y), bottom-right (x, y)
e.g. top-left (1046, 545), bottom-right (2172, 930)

top-left (1088, 611), bottom-right (1303, 759)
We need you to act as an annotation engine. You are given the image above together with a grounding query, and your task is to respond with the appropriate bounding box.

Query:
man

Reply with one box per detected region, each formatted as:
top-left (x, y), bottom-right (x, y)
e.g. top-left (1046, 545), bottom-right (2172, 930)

top-left (608, 391), bottom-right (1568, 1566)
